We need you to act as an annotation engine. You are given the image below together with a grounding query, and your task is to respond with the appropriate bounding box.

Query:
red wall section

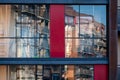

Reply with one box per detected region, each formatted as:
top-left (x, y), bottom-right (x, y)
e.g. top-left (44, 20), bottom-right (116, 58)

top-left (50, 5), bottom-right (65, 58)
top-left (94, 65), bottom-right (108, 80)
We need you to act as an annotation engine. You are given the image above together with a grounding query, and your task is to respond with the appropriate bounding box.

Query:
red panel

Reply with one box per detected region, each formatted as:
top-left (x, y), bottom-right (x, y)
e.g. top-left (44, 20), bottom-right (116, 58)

top-left (50, 5), bottom-right (65, 58)
top-left (94, 65), bottom-right (108, 80)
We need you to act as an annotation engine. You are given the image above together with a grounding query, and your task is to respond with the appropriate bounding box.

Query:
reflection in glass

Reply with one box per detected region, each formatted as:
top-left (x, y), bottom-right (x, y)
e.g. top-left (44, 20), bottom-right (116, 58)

top-left (0, 5), bottom-right (16, 37)
top-left (65, 5), bottom-right (107, 58)
top-left (0, 5), bottom-right (50, 58)
top-left (0, 39), bottom-right (16, 57)
top-left (17, 39), bottom-right (35, 57)
top-left (94, 39), bottom-right (107, 57)
top-left (9, 65), bottom-right (93, 80)
top-left (17, 38), bottom-right (49, 58)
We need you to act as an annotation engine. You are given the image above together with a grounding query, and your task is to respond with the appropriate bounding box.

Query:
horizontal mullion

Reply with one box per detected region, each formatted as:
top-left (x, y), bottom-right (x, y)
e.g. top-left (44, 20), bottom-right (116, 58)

top-left (0, 0), bottom-right (108, 4)
top-left (0, 37), bottom-right (106, 39)
top-left (65, 37), bottom-right (106, 39)
top-left (0, 58), bottom-right (108, 65)
top-left (0, 37), bottom-right (50, 39)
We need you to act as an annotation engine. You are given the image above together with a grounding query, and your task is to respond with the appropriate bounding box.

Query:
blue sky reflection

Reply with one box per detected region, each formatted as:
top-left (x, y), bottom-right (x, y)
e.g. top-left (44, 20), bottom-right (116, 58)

top-left (73, 5), bottom-right (106, 26)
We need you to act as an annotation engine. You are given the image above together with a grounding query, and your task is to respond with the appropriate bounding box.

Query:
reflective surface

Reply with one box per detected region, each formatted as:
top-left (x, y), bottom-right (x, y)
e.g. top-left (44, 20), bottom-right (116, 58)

top-left (0, 5), bottom-right (50, 58)
top-left (9, 65), bottom-right (94, 80)
top-left (0, 5), bottom-right (107, 58)
top-left (65, 5), bottom-right (107, 58)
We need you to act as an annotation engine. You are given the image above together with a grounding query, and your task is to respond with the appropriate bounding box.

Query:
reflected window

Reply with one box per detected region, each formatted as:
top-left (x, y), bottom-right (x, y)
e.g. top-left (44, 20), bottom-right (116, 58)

top-left (9, 65), bottom-right (94, 80)
top-left (15, 5), bottom-right (50, 58)
top-left (0, 5), bottom-right (50, 58)
top-left (65, 5), bottom-right (107, 58)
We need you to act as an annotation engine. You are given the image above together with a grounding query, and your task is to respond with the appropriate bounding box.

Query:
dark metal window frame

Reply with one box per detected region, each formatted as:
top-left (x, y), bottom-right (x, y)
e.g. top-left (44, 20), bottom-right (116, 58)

top-left (0, 0), bottom-right (108, 4)
top-left (0, 58), bottom-right (108, 65)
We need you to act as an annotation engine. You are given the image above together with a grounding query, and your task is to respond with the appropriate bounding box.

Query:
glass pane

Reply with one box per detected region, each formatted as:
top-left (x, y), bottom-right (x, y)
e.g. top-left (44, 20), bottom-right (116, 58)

top-left (7, 65), bottom-right (94, 80)
top-left (0, 38), bottom-right (50, 58)
top-left (94, 39), bottom-right (107, 57)
top-left (0, 39), bottom-right (16, 57)
top-left (17, 38), bottom-right (50, 58)
top-left (0, 5), bottom-right (15, 37)
top-left (0, 5), bottom-right (50, 38)
top-left (10, 65), bottom-right (36, 80)
top-left (0, 5), bottom-right (50, 58)
top-left (65, 5), bottom-right (79, 38)
top-left (80, 5), bottom-right (106, 38)
top-left (77, 39), bottom-right (94, 58)
top-left (65, 5), bottom-right (107, 58)
top-left (15, 5), bottom-right (50, 38)
top-left (17, 39), bottom-right (35, 57)
top-left (65, 38), bottom-right (107, 58)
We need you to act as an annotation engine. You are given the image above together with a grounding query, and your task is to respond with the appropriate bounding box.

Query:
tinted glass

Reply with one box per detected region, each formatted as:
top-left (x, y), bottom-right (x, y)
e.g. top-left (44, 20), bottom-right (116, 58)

top-left (65, 5), bottom-right (107, 58)
top-left (8, 65), bottom-right (94, 80)
top-left (0, 5), bottom-right (50, 58)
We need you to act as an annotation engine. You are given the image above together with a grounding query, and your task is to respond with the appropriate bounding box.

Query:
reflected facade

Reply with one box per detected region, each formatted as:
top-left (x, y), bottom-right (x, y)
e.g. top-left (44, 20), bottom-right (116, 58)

top-left (65, 5), bottom-right (107, 58)
top-left (9, 65), bottom-right (93, 80)
top-left (0, 5), bottom-right (50, 58)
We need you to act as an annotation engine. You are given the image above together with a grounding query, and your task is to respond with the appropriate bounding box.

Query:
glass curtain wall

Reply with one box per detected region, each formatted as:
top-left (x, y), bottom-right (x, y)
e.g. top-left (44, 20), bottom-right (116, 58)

top-left (65, 5), bottom-right (107, 58)
top-left (0, 5), bottom-right (50, 58)
top-left (9, 65), bottom-right (94, 80)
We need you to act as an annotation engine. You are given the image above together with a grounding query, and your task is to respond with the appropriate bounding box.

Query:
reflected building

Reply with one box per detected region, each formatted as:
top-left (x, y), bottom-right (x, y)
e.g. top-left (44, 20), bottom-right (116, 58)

top-left (8, 65), bottom-right (93, 80)
top-left (0, 4), bottom-right (107, 80)
top-left (65, 6), bottom-right (106, 58)
top-left (0, 5), bottom-right (50, 58)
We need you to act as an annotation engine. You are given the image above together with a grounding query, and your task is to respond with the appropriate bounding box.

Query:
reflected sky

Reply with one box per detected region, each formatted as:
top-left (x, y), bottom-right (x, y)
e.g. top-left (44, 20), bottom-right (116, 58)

top-left (73, 5), bottom-right (106, 26)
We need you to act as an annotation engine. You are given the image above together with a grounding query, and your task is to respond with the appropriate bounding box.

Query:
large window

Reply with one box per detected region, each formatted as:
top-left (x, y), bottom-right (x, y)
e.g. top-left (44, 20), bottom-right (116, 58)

top-left (0, 3), bottom-right (110, 80)
top-left (8, 65), bottom-right (93, 80)
top-left (65, 5), bottom-right (107, 58)
top-left (0, 5), bottom-right (50, 58)
top-left (0, 5), bottom-right (107, 58)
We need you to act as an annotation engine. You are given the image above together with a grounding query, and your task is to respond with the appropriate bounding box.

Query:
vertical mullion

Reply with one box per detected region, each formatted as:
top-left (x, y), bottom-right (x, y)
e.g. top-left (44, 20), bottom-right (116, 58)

top-left (15, 10), bottom-right (17, 57)
top-left (79, 5), bottom-right (80, 38)
top-left (35, 65), bottom-right (37, 80)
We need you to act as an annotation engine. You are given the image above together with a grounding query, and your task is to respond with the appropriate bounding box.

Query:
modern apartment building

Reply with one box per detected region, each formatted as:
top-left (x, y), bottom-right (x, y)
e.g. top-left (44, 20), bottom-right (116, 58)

top-left (0, 0), bottom-right (117, 80)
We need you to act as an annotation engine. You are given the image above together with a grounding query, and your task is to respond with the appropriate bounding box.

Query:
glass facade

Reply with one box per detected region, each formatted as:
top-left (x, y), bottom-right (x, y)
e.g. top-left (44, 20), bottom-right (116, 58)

top-left (0, 5), bottom-right (107, 58)
top-left (0, 5), bottom-right (50, 58)
top-left (0, 4), bottom-right (108, 80)
top-left (9, 65), bottom-right (93, 80)
top-left (65, 5), bottom-right (107, 58)
top-left (0, 0), bottom-right (117, 79)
